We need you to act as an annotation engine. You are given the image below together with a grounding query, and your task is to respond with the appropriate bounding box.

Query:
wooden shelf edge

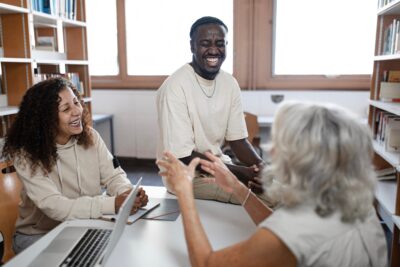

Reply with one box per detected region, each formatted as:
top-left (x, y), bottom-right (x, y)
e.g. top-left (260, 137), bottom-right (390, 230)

top-left (62, 18), bottom-right (86, 28)
top-left (0, 106), bottom-right (18, 116)
top-left (373, 140), bottom-right (400, 166)
top-left (65, 60), bottom-right (89, 65)
top-left (32, 11), bottom-right (58, 27)
top-left (374, 54), bottom-right (400, 61)
top-left (378, 0), bottom-right (400, 15)
top-left (370, 100), bottom-right (400, 116)
top-left (0, 3), bottom-right (28, 14)
top-left (0, 57), bottom-right (32, 63)
top-left (32, 11), bottom-right (86, 28)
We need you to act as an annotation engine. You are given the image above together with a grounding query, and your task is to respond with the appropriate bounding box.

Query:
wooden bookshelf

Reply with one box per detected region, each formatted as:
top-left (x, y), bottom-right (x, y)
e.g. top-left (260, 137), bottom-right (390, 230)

top-left (0, 0), bottom-right (91, 137)
top-left (371, 0), bottom-right (400, 265)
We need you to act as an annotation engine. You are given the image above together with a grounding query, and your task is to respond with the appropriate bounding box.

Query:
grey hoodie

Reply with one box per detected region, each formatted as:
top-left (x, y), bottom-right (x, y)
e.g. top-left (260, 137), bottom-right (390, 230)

top-left (14, 128), bottom-right (132, 235)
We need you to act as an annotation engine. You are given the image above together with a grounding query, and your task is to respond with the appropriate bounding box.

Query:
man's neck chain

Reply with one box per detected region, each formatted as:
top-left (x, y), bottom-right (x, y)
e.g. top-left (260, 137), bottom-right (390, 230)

top-left (194, 74), bottom-right (216, 98)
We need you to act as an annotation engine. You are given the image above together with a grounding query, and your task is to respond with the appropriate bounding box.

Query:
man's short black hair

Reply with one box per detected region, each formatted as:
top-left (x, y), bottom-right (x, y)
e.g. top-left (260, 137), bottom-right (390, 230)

top-left (189, 16), bottom-right (228, 39)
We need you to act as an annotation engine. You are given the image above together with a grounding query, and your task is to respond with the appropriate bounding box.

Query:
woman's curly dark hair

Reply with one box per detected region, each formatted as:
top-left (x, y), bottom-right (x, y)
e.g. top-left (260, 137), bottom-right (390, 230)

top-left (2, 77), bottom-right (93, 174)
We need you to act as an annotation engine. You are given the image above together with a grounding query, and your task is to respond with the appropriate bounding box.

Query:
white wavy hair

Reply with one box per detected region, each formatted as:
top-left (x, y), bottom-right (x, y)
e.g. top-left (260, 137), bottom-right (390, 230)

top-left (262, 101), bottom-right (376, 222)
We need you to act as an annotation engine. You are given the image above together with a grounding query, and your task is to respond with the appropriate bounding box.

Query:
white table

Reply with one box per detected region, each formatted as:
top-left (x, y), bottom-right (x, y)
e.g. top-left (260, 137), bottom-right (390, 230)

top-left (5, 186), bottom-right (256, 267)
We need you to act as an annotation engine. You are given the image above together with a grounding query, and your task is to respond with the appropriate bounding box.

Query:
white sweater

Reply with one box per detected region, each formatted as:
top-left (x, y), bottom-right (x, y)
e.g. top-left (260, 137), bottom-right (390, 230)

top-left (15, 128), bottom-right (132, 235)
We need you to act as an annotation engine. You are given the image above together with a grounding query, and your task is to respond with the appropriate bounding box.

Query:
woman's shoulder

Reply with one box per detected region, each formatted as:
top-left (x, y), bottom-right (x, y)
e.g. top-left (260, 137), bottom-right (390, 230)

top-left (260, 204), bottom-right (361, 234)
top-left (88, 126), bottom-right (100, 138)
top-left (13, 153), bottom-right (46, 177)
top-left (82, 126), bottom-right (101, 147)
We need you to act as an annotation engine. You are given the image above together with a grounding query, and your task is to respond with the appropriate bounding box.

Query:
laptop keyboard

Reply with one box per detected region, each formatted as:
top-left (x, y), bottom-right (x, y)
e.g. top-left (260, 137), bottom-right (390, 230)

top-left (60, 228), bottom-right (112, 267)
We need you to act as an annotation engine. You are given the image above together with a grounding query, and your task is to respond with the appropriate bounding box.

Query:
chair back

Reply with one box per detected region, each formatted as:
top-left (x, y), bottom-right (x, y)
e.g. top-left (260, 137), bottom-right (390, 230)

top-left (244, 111), bottom-right (260, 145)
top-left (0, 163), bottom-right (21, 263)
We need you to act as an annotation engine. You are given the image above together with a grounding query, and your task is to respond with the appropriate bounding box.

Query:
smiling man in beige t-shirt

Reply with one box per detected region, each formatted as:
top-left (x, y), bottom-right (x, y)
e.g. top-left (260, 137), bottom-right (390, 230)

top-left (157, 16), bottom-right (264, 203)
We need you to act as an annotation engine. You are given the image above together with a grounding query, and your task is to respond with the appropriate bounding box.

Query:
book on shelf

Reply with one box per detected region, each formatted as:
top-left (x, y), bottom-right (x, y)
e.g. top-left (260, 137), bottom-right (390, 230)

top-left (380, 114), bottom-right (393, 144)
top-left (31, 0), bottom-right (58, 16)
top-left (59, 0), bottom-right (77, 20)
top-left (0, 116), bottom-right (10, 138)
top-left (379, 70), bottom-right (400, 102)
top-left (30, 0), bottom-right (78, 20)
top-left (0, 75), bottom-right (3, 95)
top-left (382, 19), bottom-right (400, 55)
top-left (376, 167), bottom-right (396, 177)
top-left (379, 82), bottom-right (400, 101)
top-left (376, 168), bottom-right (396, 181)
top-left (379, 0), bottom-right (396, 8)
top-left (375, 111), bottom-right (390, 143)
top-left (66, 72), bottom-right (84, 96)
top-left (374, 111), bottom-right (400, 153)
top-left (35, 36), bottom-right (56, 51)
top-left (385, 116), bottom-right (400, 152)
top-left (33, 72), bottom-right (84, 96)
top-left (377, 174), bottom-right (396, 180)
top-left (388, 70), bottom-right (400, 82)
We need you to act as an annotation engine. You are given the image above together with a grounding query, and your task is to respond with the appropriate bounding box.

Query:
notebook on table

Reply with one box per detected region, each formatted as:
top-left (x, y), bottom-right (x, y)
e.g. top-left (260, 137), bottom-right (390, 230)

top-left (142, 198), bottom-right (180, 221)
top-left (101, 198), bottom-right (160, 224)
top-left (28, 177), bottom-right (143, 267)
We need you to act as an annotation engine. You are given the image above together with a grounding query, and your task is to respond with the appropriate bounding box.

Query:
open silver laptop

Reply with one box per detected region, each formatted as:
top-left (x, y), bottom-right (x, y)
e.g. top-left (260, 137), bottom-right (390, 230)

top-left (28, 177), bottom-right (142, 267)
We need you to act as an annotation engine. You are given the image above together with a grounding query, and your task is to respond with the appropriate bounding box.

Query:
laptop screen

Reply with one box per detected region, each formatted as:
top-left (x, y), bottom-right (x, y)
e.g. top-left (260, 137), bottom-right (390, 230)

top-left (100, 177), bottom-right (142, 266)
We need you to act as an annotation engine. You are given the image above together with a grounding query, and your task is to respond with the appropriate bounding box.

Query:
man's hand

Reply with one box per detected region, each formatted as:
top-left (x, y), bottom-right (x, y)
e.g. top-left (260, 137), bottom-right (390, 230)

top-left (230, 164), bottom-right (264, 194)
top-left (199, 151), bottom-right (240, 193)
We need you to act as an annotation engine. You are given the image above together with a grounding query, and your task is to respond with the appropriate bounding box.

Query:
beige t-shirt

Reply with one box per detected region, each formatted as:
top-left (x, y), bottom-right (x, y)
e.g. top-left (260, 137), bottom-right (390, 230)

top-left (156, 64), bottom-right (248, 162)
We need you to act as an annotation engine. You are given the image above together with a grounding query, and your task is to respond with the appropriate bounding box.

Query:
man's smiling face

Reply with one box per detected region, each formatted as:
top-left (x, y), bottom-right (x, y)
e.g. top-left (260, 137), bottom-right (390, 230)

top-left (190, 23), bottom-right (227, 80)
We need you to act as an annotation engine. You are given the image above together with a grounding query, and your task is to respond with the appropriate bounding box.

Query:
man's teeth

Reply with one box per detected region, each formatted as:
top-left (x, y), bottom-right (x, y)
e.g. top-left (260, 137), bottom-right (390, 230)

top-left (207, 58), bottom-right (218, 63)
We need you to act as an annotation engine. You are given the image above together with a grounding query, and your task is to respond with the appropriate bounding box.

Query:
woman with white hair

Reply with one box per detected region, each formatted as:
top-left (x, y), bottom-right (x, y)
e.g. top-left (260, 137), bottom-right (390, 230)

top-left (157, 102), bottom-right (387, 267)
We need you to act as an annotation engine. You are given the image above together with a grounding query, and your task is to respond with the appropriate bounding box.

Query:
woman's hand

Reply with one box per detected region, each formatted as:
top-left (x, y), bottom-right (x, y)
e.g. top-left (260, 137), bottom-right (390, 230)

top-left (115, 187), bottom-right (149, 215)
top-left (134, 187), bottom-right (148, 209)
top-left (199, 151), bottom-right (240, 193)
top-left (157, 151), bottom-right (200, 195)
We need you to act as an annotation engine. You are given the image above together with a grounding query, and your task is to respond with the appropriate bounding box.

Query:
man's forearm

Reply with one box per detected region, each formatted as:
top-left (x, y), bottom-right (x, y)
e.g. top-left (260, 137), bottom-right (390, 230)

top-left (229, 139), bottom-right (263, 166)
top-left (225, 163), bottom-right (249, 184)
top-left (181, 151), bottom-right (254, 183)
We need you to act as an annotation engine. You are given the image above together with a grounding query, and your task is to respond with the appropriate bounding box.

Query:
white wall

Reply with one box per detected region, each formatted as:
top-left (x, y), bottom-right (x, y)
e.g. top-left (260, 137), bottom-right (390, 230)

top-left (92, 89), bottom-right (369, 159)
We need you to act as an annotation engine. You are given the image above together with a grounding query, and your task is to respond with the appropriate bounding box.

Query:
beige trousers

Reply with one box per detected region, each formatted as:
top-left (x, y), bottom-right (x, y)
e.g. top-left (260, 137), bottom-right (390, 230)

top-left (164, 173), bottom-right (272, 206)
top-left (192, 174), bottom-right (274, 207)
top-left (192, 175), bottom-right (240, 204)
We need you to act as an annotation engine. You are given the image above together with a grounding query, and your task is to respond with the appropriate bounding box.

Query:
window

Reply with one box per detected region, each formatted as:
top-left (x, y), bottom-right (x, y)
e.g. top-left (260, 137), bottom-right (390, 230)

top-left (274, 0), bottom-right (376, 76)
top-left (86, 0), bottom-right (119, 76)
top-left (125, 0), bottom-right (233, 76)
top-left (87, 0), bottom-right (375, 90)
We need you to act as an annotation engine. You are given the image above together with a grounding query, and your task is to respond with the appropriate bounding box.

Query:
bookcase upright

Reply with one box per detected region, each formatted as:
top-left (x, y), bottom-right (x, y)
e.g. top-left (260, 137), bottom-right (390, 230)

top-left (0, 0), bottom-right (91, 134)
top-left (370, 1), bottom-right (400, 266)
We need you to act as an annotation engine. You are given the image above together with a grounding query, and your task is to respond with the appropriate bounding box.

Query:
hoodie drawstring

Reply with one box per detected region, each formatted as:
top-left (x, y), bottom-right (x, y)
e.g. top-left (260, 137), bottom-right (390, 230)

top-left (74, 143), bottom-right (83, 194)
top-left (56, 139), bottom-right (82, 194)
top-left (56, 159), bottom-right (63, 191)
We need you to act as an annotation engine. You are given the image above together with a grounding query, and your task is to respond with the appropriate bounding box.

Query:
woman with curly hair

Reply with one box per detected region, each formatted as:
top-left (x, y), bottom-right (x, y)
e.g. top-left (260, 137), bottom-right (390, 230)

top-left (3, 77), bottom-right (148, 253)
top-left (157, 102), bottom-right (387, 267)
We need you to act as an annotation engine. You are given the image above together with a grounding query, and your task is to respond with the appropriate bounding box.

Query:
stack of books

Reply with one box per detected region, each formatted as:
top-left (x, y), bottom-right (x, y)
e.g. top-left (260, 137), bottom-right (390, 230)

top-left (376, 167), bottom-right (396, 180)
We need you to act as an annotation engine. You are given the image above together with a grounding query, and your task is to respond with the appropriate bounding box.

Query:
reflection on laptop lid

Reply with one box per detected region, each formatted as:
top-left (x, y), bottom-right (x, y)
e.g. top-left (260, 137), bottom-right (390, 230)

top-left (28, 177), bottom-right (142, 267)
